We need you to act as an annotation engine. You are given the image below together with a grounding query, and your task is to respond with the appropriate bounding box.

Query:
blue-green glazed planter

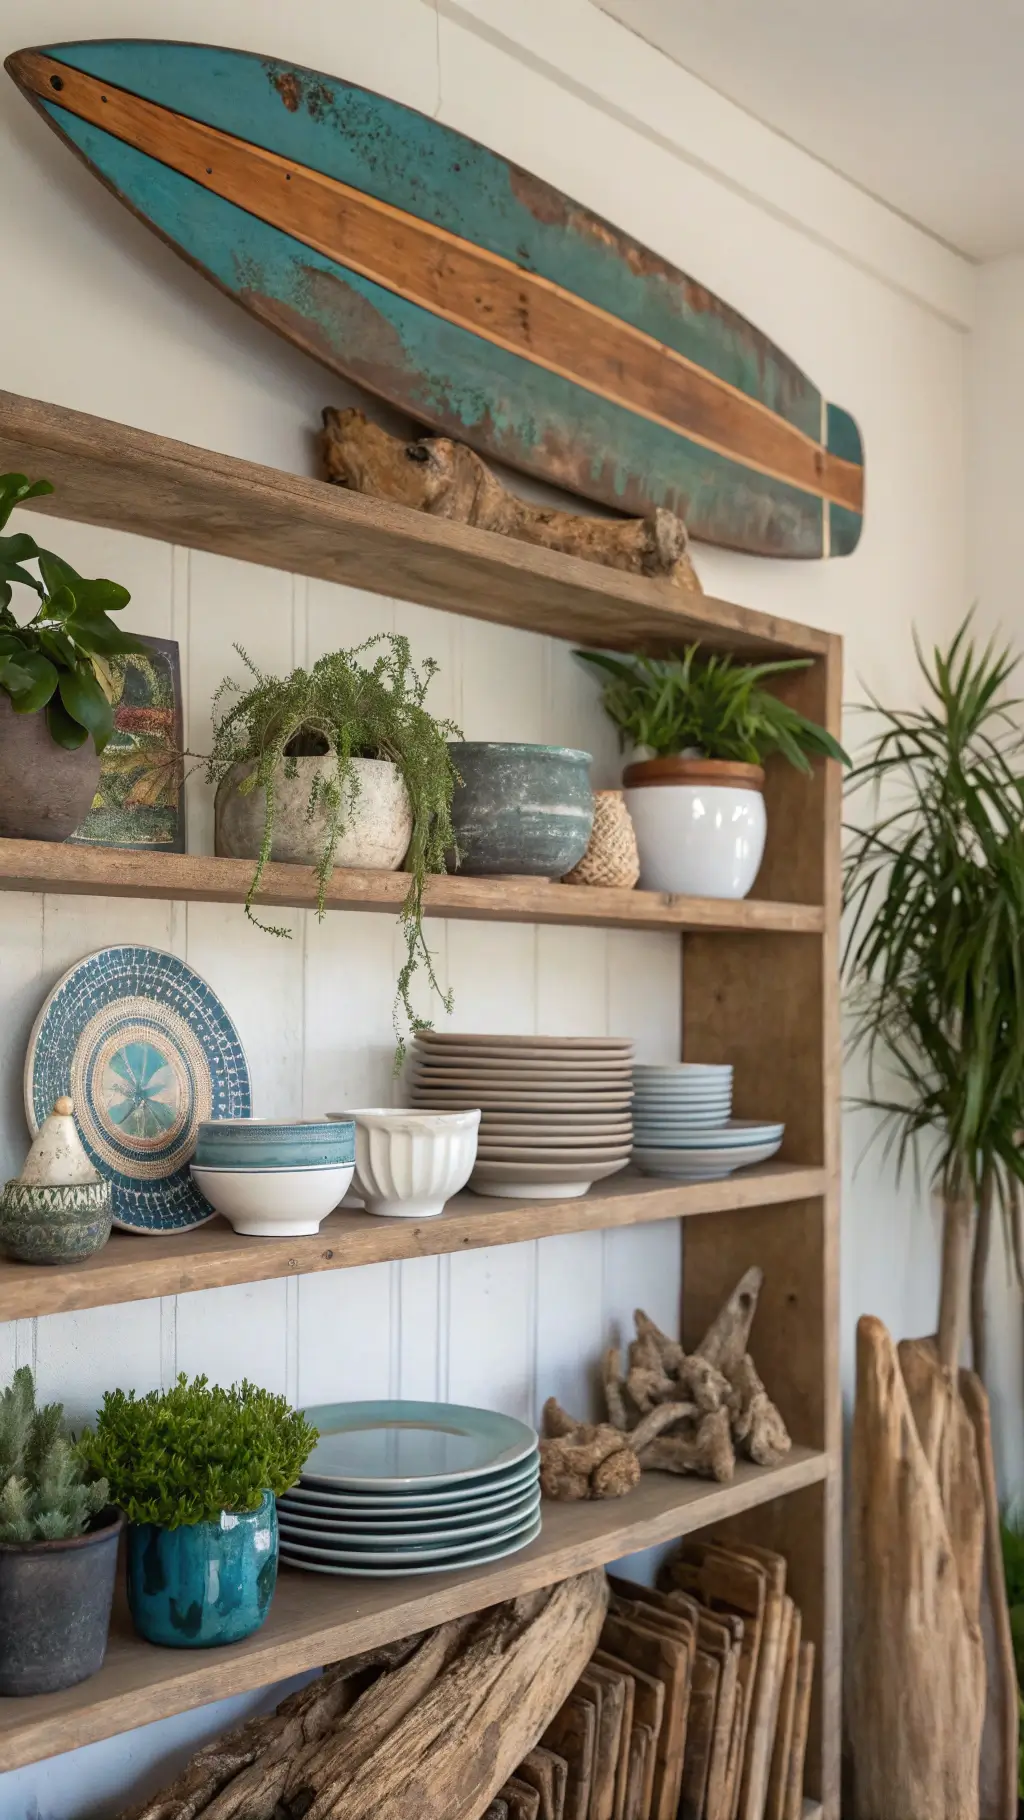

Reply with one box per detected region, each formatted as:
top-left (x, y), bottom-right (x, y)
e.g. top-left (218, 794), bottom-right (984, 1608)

top-left (126, 1491), bottom-right (278, 1648)
top-left (449, 743), bottom-right (594, 878)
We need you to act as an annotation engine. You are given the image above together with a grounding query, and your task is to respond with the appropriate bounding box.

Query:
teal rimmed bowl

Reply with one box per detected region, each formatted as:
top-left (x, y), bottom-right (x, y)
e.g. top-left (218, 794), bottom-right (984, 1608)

top-left (195, 1119), bottom-right (355, 1170)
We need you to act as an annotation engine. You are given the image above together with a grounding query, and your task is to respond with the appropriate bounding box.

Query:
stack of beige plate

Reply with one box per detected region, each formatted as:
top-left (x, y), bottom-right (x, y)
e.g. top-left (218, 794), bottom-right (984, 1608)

top-left (406, 1033), bottom-right (634, 1200)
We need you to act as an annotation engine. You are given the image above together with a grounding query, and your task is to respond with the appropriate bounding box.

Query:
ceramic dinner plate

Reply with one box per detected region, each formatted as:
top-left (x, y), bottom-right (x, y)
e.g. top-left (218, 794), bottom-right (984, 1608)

top-left (280, 1508), bottom-right (540, 1566)
top-left (280, 1455), bottom-right (539, 1515)
top-left (410, 1072), bottom-right (631, 1091)
top-left (280, 1514), bottom-right (542, 1577)
top-left (278, 1490), bottom-right (541, 1547)
top-left (414, 1045), bottom-right (632, 1065)
top-left (411, 1092), bottom-right (633, 1110)
top-left (413, 1053), bottom-right (631, 1071)
top-left (634, 1120), bottom-right (784, 1148)
top-left (632, 1139), bottom-right (782, 1177)
top-left (417, 1034), bottom-right (630, 1050)
top-left (298, 1400), bottom-right (537, 1491)
top-left (24, 945), bottom-right (250, 1233)
top-left (477, 1145), bottom-right (632, 1162)
top-left (469, 1158), bottom-right (629, 1197)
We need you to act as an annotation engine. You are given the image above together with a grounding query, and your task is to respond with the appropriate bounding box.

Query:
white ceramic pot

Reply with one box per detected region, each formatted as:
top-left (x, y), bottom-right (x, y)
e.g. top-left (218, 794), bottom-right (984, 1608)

top-left (623, 758), bottom-right (766, 899)
top-left (215, 754), bottom-right (413, 871)
top-left (189, 1162), bottom-right (355, 1236)
top-left (331, 1109), bottom-right (480, 1218)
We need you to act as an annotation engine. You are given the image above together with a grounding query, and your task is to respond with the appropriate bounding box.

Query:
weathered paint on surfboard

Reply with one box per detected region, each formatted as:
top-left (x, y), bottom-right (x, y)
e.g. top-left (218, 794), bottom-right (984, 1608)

top-left (6, 39), bottom-right (864, 558)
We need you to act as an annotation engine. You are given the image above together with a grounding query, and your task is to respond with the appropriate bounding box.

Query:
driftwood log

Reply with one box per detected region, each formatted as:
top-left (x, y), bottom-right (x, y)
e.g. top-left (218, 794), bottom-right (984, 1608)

top-left (321, 407), bottom-right (702, 591)
top-left (541, 1272), bottom-right (790, 1500)
top-left (116, 1572), bottom-right (607, 1820)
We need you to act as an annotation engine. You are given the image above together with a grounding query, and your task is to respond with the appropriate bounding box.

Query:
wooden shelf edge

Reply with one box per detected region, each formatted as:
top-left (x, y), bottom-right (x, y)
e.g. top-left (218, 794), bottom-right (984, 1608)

top-left (0, 1165), bottom-right (828, 1320)
top-left (0, 839), bottom-right (825, 935)
top-left (0, 1448), bottom-right (831, 1772)
top-left (0, 388), bottom-right (834, 660)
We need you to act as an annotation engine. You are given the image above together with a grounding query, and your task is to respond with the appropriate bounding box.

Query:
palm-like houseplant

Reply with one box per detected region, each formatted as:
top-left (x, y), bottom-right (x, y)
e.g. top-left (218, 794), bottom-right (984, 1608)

top-left (843, 617), bottom-right (1024, 1377)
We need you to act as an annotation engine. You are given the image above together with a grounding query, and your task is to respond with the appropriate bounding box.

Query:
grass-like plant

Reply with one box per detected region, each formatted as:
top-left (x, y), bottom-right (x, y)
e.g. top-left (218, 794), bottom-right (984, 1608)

top-left (0, 1366), bottom-right (109, 1543)
top-left (77, 1374), bottom-right (319, 1529)
top-left (576, 646), bottom-right (848, 771)
top-left (0, 471), bottom-right (144, 751)
top-left (206, 634), bottom-right (461, 1057)
top-left (843, 618), bottom-right (1024, 1378)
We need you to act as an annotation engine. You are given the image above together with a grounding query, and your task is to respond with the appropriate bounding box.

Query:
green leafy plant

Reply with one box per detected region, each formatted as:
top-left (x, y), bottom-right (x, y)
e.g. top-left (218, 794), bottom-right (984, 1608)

top-left (77, 1373), bottom-right (319, 1529)
top-left (576, 646), bottom-right (848, 771)
top-left (1000, 1504), bottom-right (1024, 1795)
top-left (0, 472), bottom-right (145, 751)
top-left (843, 618), bottom-right (1024, 1379)
top-left (0, 1366), bottom-right (108, 1543)
top-left (206, 634), bottom-right (461, 1055)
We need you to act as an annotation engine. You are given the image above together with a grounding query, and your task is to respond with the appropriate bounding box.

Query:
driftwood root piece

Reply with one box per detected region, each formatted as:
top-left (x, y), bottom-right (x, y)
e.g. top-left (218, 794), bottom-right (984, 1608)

top-left (638, 1408), bottom-right (736, 1483)
top-left (695, 1268), bottom-right (764, 1374)
top-left (321, 408), bottom-right (702, 591)
top-left (728, 1354), bottom-right (791, 1468)
top-left (541, 1401), bottom-right (641, 1501)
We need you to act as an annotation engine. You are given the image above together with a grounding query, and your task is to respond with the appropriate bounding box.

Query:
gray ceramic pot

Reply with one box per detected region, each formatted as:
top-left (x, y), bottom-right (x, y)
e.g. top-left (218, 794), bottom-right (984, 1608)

top-left (449, 743), bottom-right (594, 877)
top-left (0, 1178), bottom-right (113, 1265)
top-left (0, 1509), bottom-right (123, 1695)
top-left (0, 694), bottom-right (100, 842)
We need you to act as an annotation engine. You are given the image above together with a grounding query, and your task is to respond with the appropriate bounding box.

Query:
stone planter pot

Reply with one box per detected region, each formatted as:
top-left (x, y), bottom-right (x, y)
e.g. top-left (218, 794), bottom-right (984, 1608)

top-left (0, 693), bottom-right (100, 842)
top-left (0, 1508), bottom-right (123, 1695)
top-left (215, 755), bottom-right (413, 872)
top-left (623, 757), bottom-right (767, 898)
top-left (449, 743), bottom-right (594, 877)
top-left (0, 1178), bottom-right (112, 1265)
top-left (126, 1490), bottom-right (278, 1648)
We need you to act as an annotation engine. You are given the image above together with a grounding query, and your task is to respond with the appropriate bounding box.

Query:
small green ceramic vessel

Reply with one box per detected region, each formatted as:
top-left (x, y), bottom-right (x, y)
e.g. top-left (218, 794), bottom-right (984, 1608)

top-left (449, 743), bottom-right (594, 877)
top-left (0, 1179), bottom-right (113, 1265)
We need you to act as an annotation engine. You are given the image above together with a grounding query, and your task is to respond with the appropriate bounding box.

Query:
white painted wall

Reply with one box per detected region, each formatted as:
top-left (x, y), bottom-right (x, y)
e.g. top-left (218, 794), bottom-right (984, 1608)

top-left (0, 1), bottom-right (975, 1813)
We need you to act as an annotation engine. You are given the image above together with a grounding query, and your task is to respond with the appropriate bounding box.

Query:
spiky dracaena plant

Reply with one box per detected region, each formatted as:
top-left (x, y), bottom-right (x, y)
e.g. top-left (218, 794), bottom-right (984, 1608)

top-left (206, 634), bottom-right (462, 1061)
top-left (843, 618), bottom-right (1024, 1379)
top-left (0, 1367), bottom-right (108, 1542)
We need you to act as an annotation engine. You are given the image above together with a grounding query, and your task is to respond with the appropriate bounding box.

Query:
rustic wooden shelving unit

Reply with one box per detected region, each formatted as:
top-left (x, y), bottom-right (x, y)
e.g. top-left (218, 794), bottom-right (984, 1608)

top-left (0, 390), bottom-right (841, 1816)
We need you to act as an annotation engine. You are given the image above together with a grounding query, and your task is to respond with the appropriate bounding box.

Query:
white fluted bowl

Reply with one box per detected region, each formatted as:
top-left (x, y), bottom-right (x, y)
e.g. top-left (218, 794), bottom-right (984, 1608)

top-left (328, 1109), bottom-right (480, 1218)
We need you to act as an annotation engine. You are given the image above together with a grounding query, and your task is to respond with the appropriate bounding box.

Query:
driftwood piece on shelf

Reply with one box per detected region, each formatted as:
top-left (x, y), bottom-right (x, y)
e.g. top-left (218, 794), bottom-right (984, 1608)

top-left (847, 1316), bottom-right (985, 1820)
top-left (116, 1574), bottom-right (607, 1820)
top-left (321, 407), bottom-right (703, 591)
top-left (540, 1397), bottom-right (641, 1501)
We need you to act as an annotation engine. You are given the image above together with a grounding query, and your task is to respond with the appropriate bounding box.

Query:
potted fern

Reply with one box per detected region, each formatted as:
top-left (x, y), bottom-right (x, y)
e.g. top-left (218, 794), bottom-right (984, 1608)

top-left (577, 646), bottom-right (847, 897)
top-left (0, 1367), bottom-right (119, 1695)
top-left (78, 1374), bottom-right (318, 1648)
top-left (0, 470), bottom-right (144, 841)
top-left (208, 633), bottom-right (460, 1054)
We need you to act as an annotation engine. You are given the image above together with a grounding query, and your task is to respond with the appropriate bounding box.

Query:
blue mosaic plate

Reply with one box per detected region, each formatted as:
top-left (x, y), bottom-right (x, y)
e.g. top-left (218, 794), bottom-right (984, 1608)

top-left (24, 947), bottom-right (251, 1234)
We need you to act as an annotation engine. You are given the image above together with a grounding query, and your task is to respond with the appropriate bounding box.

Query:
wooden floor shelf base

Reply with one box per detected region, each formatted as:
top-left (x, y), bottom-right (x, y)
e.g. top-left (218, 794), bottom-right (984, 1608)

top-left (0, 838), bottom-right (824, 935)
top-left (0, 1449), bottom-right (830, 1772)
top-left (0, 1165), bottom-right (827, 1320)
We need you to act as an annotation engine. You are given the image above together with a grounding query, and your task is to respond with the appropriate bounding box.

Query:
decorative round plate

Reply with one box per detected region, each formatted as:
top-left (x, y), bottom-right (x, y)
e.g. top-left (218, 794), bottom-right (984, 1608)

top-left (279, 1513), bottom-right (542, 1577)
top-left (298, 1399), bottom-right (537, 1491)
top-left (25, 946), bottom-right (251, 1234)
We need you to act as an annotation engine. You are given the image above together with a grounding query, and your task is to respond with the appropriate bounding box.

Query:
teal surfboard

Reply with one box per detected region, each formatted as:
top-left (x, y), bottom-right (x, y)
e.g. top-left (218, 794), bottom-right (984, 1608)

top-left (6, 40), bottom-right (864, 558)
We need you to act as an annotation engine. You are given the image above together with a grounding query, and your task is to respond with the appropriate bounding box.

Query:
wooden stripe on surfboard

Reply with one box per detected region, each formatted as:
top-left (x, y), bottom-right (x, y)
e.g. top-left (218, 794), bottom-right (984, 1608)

top-left (12, 49), bottom-right (862, 515)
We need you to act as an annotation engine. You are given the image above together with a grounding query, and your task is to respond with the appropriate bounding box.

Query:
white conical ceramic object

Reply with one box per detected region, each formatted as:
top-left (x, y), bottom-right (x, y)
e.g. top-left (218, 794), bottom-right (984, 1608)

top-left (19, 1097), bottom-right (99, 1186)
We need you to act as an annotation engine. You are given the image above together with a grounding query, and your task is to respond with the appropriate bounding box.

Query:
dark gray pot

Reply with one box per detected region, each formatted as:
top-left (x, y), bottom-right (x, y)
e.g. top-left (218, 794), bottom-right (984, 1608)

top-left (0, 693), bottom-right (100, 841)
top-left (449, 743), bottom-right (594, 878)
top-left (0, 1508), bottom-right (123, 1695)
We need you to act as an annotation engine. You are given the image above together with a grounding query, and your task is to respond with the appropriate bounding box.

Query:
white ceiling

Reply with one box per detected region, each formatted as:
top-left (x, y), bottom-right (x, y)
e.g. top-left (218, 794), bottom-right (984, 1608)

top-left (596, 0), bottom-right (1024, 260)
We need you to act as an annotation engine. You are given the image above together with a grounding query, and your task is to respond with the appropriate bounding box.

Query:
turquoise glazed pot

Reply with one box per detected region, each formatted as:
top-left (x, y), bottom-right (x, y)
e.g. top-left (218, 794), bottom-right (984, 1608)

top-left (126, 1491), bottom-right (278, 1648)
top-left (449, 743), bottom-right (594, 878)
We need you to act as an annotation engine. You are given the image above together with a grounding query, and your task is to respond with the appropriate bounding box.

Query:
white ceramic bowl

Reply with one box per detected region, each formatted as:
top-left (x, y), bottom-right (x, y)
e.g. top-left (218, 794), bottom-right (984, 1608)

top-left (189, 1162), bottom-right (355, 1236)
top-left (329, 1108), bottom-right (480, 1218)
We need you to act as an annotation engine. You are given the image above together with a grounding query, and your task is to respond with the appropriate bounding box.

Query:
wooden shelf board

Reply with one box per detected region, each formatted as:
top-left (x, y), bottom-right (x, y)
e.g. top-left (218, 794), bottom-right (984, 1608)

top-left (0, 838), bottom-right (824, 934)
top-left (0, 1165), bottom-right (826, 1320)
top-left (0, 389), bottom-right (834, 659)
top-left (0, 1449), bottom-right (830, 1772)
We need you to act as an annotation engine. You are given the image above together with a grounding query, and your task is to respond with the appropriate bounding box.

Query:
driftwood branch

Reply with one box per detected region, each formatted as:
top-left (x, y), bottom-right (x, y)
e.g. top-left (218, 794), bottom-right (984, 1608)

top-left (321, 407), bottom-right (702, 591)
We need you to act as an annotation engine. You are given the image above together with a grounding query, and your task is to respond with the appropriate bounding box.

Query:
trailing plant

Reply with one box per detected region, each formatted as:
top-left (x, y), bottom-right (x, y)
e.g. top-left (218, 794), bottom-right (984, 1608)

top-left (0, 1366), bottom-right (108, 1543)
top-left (843, 617), bottom-right (1024, 1379)
top-left (206, 634), bottom-right (461, 1057)
top-left (0, 471), bottom-right (145, 752)
top-left (576, 646), bottom-right (848, 771)
top-left (77, 1373), bottom-right (319, 1529)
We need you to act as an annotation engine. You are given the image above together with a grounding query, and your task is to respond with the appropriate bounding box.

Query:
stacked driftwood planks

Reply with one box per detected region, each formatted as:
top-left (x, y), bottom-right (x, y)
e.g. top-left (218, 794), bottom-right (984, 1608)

top-left (488, 1548), bottom-right (814, 1820)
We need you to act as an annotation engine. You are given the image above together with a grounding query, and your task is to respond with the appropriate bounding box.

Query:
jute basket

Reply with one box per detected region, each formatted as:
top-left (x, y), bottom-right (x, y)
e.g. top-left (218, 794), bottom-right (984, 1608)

top-left (563, 789), bottom-right (640, 889)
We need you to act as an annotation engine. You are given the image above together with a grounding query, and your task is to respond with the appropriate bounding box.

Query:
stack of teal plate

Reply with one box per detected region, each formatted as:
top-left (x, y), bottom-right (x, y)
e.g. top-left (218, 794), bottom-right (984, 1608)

top-left (278, 1399), bottom-right (540, 1577)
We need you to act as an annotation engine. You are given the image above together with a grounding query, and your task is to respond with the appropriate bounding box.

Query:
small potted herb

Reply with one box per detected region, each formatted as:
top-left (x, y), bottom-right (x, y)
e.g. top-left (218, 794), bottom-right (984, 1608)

top-left (577, 646), bottom-right (848, 898)
top-left (78, 1374), bottom-right (318, 1649)
top-left (0, 1367), bottom-right (119, 1695)
top-left (0, 471), bottom-right (144, 841)
top-left (208, 633), bottom-right (460, 1056)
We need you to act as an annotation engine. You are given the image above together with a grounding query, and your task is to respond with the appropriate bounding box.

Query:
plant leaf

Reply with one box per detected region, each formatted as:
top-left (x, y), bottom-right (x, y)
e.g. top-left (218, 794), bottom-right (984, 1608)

top-left (58, 667), bottom-right (114, 754)
top-left (45, 696), bottom-right (90, 750)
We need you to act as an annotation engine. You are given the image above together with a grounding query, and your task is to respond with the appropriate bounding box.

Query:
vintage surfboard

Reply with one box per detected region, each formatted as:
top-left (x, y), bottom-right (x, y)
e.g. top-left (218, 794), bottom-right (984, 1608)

top-left (6, 40), bottom-right (864, 559)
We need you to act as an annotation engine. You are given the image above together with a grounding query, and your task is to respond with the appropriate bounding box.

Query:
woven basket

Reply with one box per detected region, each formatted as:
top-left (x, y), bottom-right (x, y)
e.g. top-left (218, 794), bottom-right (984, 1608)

top-left (563, 789), bottom-right (640, 889)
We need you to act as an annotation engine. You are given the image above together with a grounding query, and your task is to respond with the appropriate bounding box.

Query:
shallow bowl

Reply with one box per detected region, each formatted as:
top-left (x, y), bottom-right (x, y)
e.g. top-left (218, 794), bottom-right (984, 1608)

top-left (190, 1161), bottom-right (354, 1236)
top-left (329, 1109), bottom-right (479, 1218)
